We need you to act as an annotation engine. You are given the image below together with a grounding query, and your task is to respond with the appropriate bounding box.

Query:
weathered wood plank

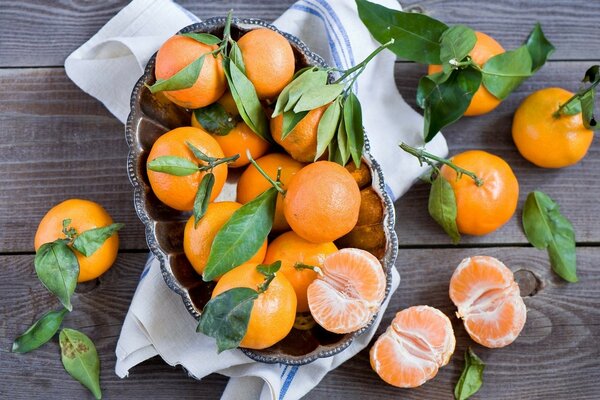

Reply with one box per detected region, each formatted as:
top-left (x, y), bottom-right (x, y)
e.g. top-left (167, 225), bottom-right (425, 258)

top-left (1, 248), bottom-right (598, 398)
top-left (0, 0), bottom-right (598, 67)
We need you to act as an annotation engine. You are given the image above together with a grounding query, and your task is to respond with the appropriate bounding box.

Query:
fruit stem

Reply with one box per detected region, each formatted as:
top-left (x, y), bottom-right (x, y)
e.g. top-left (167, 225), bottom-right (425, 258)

top-left (198, 154), bottom-right (240, 171)
top-left (257, 273), bottom-right (276, 293)
top-left (333, 39), bottom-right (395, 85)
top-left (553, 76), bottom-right (600, 118)
top-left (399, 142), bottom-right (484, 187)
top-left (247, 150), bottom-right (286, 195)
top-left (294, 262), bottom-right (323, 276)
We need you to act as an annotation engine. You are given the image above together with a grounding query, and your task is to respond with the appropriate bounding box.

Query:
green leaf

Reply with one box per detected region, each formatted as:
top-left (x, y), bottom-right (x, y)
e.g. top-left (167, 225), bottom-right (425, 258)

top-left (181, 32), bottom-right (221, 45)
top-left (203, 188), bottom-right (278, 281)
top-left (224, 59), bottom-right (270, 141)
top-left (273, 67), bottom-right (319, 117)
top-left (230, 41), bottom-right (246, 74)
top-left (418, 68), bottom-right (482, 142)
top-left (561, 98), bottom-right (582, 116)
top-left (282, 69), bottom-right (329, 115)
top-left (315, 98), bottom-right (342, 160)
top-left (147, 156), bottom-right (199, 176)
top-left (336, 115), bottom-right (350, 165)
top-left (292, 84), bottom-right (344, 113)
top-left (256, 260), bottom-right (282, 276)
top-left (148, 55), bottom-right (205, 94)
top-left (343, 92), bottom-right (365, 167)
top-left (281, 110), bottom-right (308, 140)
top-left (328, 136), bottom-right (339, 162)
top-left (12, 308), bottom-right (68, 353)
top-left (356, 0), bottom-right (448, 64)
top-left (193, 173), bottom-right (215, 226)
top-left (193, 103), bottom-right (238, 136)
top-left (72, 223), bottom-right (123, 257)
top-left (428, 176), bottom-right (460, 244)
top-left (583, 65), bottom-right (599, 83)
top-left (523, 191), bottom-right (577, 282)
top-left (524, 23), bottom-right (555, 73)
top-left (439, 25), bottom-right (477, 75)
top-left (482, 46), bottom-right (532, 100)
top-left (580, 89), bottom-right (597, 130)
top-left (35, 241), bottom-right (79, 311)
top-left (454, 348), bottom-right (485, 400)
top-left (186, 141), bottom-right (214, 163)
top-left (59, 328), bottom-right (102, 400)
top-left (197, 287), bottom-right (258, 353)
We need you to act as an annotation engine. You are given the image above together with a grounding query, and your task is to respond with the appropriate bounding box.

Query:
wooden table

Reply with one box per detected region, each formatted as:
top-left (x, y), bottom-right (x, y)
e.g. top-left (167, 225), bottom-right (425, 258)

top-left (1, 1), bottom-right (599, 398)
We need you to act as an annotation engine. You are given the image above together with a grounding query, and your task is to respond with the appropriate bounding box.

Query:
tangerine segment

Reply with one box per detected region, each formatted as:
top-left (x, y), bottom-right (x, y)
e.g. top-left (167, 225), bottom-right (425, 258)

top-left (370, 306), bottom-right (455, 388)
top-left (307, 248), bottom-right (386, 334)
top-left (449, 256), bottom-right (527, 348)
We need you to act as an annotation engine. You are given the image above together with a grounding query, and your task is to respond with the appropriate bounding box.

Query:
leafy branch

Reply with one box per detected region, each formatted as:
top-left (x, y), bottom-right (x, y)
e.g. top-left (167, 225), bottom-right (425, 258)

top-left (554, 65), bottom-right (599, 130)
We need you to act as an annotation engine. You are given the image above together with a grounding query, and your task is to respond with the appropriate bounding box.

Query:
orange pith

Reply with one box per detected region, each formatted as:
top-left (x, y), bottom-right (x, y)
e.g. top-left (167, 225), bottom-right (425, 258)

top-left (449, 256), bottom-right (527, 348)
top-left (307, 248), bottom-right (386, 334)
top-left (271, 105), bottom-right (329, 162)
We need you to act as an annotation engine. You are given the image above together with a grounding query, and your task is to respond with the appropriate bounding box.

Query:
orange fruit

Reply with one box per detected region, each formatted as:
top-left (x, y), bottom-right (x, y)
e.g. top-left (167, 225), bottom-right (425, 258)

top-left (284, 161), bottom-right (361, 243)
top-left (237, 28), bottom-right (295, 100)
top-left (370, 306), bottom-right (455, 388)
top-left (237, 153), bottom-right (304, 231)
top-left (440, 150), bottom-right (518, 236)
top-left (146, 127), bottom-right (227, 211)
top-left (429, 31), bottom-right (504, 116)
top-left (512, 87), bottom-right (594, 168)
top-left (449, 256), bottom-right (526, 348)
top-left (191, 92), bottom-right (269, 168)
top-left (211, 262), bottom-right (297, 349)
top-left (155, 35), bottom-right (226, 109)
top-left (184, 202), bottom-right (267, 278)
top-left (34, 199), bottom-right (119, 282)
top-left (307, 248), bottom-right (386, 334)
top-left (263, 231), bottom-right (337, 312)
top-left (271, 105), bottom-right (328, 162)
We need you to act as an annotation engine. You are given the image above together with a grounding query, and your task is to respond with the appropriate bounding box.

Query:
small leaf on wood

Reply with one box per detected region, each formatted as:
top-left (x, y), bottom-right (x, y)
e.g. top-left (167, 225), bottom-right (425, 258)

top-left (343, 92), bottom-right (365, 167)
top-left (454, 348), bottom-right (485, 400)
top-left (193, 103), bottom-right (239, 136)
top-left (524, 23), bottom-right (555, 73)
top-left (281, 110), bottom-right (308, 140)
top-left (197, 287), bottom-right (258, 353)
top-left (147, 156), bottom-right (199, 176)
top-left (203, 187), bottom-right (278, 281)
top-left (35, 241), bottom-right (79, 311)
top-left (181, 32), bottom-right (222, 45)
top-left (193, 173), bottom-right (215, 226)
top-left (148, 55), bottom-right (206, 93)
top-left (315, 98), bottom-right (342, 160)
top-left (428, 176), bottom-right (460, 244)
top-left (482, 46), bottom-right (532, 100)
top-left (72, 223), bottom-right (123, 257)
top-left (12, 308), bottom-right (68, 353)
top-left (59, 328), bottom-right (102, 400)
top-left (522, 191), bottom-right (577, 282)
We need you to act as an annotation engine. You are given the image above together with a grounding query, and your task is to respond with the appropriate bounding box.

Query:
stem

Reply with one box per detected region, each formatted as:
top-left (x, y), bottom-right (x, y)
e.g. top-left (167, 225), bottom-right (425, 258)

top-left (333, 39), bottom-right (395, 84)
top-left (294, 262), bottom-right (323, 276)
top-left (399, 142), bottom-right (484, 187)
top-left (198, 154), bottom-right (240, 171)
top-left (247, 150), bottom-right (286, 195)
top-left (223, 9), bottom-right (233, 40)
top-left (257, 273), bottom-right (276, 293)
top-left (553, 78), bottom-right (600, 118)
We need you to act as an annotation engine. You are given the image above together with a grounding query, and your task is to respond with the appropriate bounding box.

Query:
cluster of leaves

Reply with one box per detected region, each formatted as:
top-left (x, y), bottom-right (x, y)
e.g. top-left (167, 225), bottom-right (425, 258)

top-left (12, 219), bottom-right (122, 399)
top-left (454, 348), bottom-right (485, 400)
top-left (147, 141), bottom-right (239, 224)
top-left (198, 261), bottom-right (282, 352)
top-left (555, 65), bottom-right (600, 130)
top-left (356, 0), bottom-right (555, 141)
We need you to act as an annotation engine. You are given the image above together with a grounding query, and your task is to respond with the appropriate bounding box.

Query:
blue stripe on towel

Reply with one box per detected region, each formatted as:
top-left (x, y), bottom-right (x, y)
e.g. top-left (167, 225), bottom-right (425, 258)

top-left (308, 0), bottom-right (355, 67)
top-left (139, 254), bottom-right (154, 281)
top-left (279, 366), bottom-right (299, 399)
top-left (280, 365), bottom-right (289, 378)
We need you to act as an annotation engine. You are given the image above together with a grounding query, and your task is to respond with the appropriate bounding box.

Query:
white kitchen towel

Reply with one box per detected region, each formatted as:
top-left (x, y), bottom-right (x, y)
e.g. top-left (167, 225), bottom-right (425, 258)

top-left (64, 0), bottom-right (449, 399)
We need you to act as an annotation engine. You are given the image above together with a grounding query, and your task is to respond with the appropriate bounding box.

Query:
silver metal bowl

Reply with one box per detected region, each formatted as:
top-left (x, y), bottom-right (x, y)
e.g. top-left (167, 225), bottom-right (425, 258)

top-left (125, 17), bottom-right (398, 365)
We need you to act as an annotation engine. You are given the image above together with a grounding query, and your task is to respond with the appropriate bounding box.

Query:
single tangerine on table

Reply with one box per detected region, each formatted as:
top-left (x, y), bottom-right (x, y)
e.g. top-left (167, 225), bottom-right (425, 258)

top-left (284, 161), bottom-right (361, 243)
top-left (183, 202), bottom-right (267, 278)
top-left (34, 199), bottom-right (119, 282)
top-left (449, 256), bottom-right (526, 348)
top-left (146, 126), bottom-right (227, 211)
top-left (211, 262), bottom-right (297, 349)
top-left (263, 231), bottom-right (337, 312)
top-left (237, 28), bottom-right (295, 100)
top-left (307, 248), bottom-right (386, 334)
top-left (271, 105), bottom-right (329, 163)
top-left (370, 306), bottom-right (455, 388)
top-left (440, 150), bottom-right (519, 236)
top-left (155, 35), bottom-right (226, 109)
top-left (429, 31), bottom-right (505, 116)
top-left (191, 92), bottom-right (270, 168)
top-left (512, 87), bottom-right (594, 168)
top-left (236, 153), bottom-right (304, 231)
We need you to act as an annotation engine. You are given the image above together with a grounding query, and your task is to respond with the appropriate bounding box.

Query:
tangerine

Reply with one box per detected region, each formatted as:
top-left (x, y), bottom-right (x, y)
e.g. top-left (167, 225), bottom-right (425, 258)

top-left (271, 105), bottom-right (328, 162)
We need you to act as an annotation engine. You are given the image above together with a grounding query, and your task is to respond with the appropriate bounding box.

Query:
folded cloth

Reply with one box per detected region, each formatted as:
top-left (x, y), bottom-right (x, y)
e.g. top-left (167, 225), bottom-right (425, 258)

top-left (65, 0), bottom-right (448, 399)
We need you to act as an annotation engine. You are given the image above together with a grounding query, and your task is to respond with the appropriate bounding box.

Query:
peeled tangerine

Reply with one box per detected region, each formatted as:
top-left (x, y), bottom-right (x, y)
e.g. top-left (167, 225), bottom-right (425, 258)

top-left (370, 306), bottom-right (455, 388)
top-left (449, 256), bottom-right (527, 348)
top-left (307, 248), bottom-right (386, 334)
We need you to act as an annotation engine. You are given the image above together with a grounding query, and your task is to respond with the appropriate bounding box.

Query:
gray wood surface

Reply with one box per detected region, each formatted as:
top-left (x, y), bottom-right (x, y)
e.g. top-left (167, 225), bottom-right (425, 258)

top-left (0, 0), bottom-right (599, 399)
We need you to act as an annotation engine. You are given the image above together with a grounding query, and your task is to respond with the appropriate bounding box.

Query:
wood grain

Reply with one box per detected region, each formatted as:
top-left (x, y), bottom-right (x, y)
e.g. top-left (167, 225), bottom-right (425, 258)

top-left (1, 0), bottom-right (599, 67)
top-left (1, 248), bottom-right (598, 399)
